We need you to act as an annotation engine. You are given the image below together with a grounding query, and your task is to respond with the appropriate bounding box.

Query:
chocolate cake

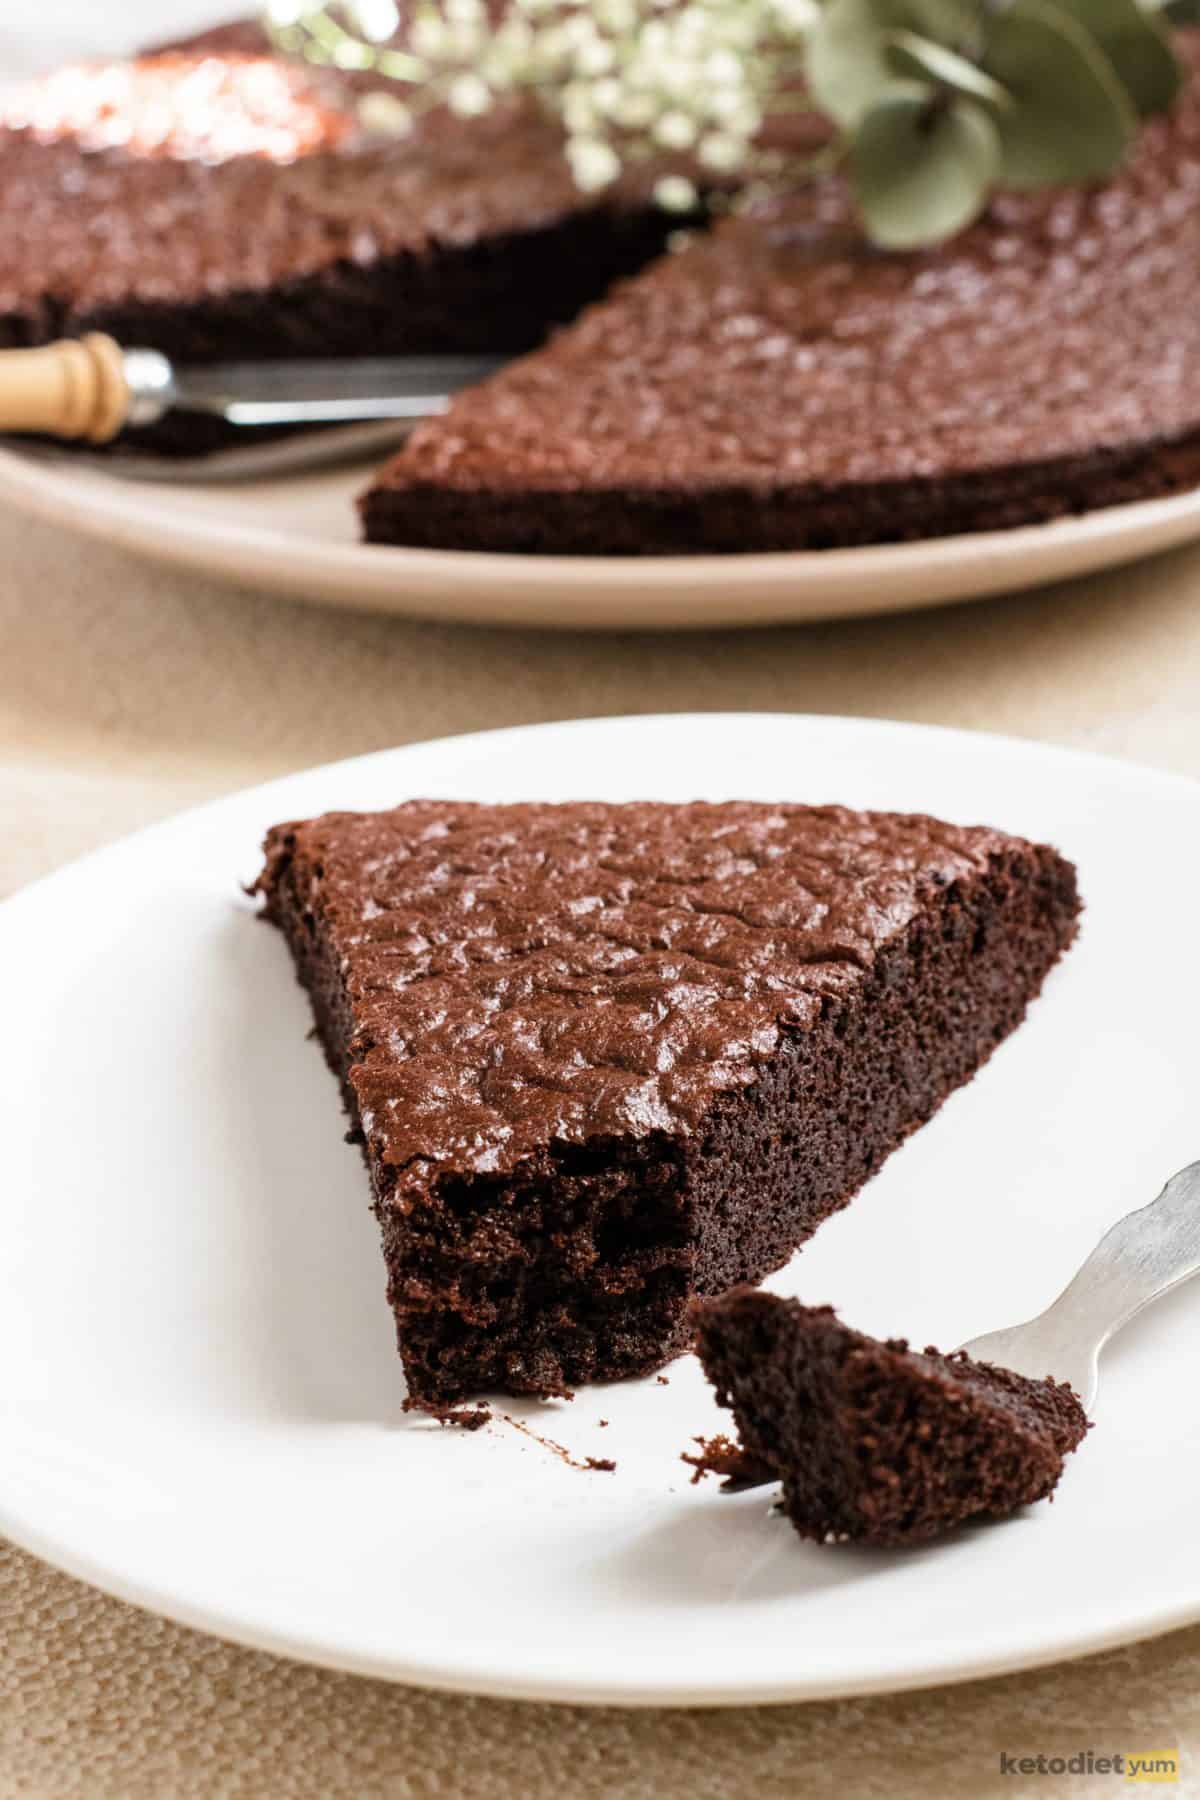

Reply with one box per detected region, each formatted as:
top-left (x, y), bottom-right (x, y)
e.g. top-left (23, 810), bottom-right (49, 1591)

top-left (0, 41), bottom-right (681, 451)
top-left (363, 33), bottom-right (1200, 553)
top-left (693, 1289), bottom-right (1090, 1544)
top-left (253, 799), bottom-right (1079, 1408)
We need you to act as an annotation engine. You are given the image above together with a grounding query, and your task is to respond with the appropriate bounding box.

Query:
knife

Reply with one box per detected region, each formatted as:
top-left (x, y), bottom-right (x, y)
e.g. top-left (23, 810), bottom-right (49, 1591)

top-left (0, 333), bottom-right (506, 441)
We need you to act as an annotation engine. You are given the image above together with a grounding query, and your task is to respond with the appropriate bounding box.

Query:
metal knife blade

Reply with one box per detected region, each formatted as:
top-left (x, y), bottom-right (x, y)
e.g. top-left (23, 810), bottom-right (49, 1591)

top-left (156, 353), bottom-right (509, 426)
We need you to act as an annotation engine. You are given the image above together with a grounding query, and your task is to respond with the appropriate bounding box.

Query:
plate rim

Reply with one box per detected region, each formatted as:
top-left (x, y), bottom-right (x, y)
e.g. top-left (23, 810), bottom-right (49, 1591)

top-left (4, 709), bottom-right (1200, 1707)
top-left (3, 442), bottom-right (1200, 629)
top-left (4, 1494), bottom-right (1197, 1709)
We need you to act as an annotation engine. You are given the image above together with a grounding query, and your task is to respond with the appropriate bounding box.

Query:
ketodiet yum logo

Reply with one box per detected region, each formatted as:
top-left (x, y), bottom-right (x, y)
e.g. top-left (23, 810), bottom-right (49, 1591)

top-left (998, 1749), bottom-right (1179, 1782)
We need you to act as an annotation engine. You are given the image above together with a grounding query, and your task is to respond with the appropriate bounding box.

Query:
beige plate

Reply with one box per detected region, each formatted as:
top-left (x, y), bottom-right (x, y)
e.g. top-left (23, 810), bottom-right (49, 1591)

top-left (4, 440), bottom-right (1200, 630)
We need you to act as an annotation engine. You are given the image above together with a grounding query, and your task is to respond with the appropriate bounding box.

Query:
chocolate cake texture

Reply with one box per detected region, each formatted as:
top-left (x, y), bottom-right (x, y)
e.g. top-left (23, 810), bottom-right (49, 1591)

top-left (363, 33), bottom-right (1200, 553)
top-left (8, 13), bottom-right (1199, 543)
top-left (254, 798), bottom-right (1079, 1407)
top-left (0, 35), bottom-right (682, 452)
top-left (694, 1288), bottom-right (1090, 1544)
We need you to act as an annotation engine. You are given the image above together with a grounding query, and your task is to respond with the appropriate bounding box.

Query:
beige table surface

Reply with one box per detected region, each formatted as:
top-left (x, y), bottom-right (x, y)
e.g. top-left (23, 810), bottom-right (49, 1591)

top-left (7, 9), bottom-right (1200, 1794)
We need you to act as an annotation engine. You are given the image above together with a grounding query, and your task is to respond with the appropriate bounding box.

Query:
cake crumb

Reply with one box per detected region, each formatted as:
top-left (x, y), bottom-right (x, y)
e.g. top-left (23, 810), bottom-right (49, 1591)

top-left (501, 1414), bottom-right (615, 1471)
top-left (436, 1405), bottom-right (492, 1432)
top-left (656, 1375), bottom-right (670, 1386)
top-left (682, 1433), bottom-right (774, 1491)
top-left (598, 1419), bottom-right (609, 1428)
top-left (402, 1398), bottom-right (491, 1431)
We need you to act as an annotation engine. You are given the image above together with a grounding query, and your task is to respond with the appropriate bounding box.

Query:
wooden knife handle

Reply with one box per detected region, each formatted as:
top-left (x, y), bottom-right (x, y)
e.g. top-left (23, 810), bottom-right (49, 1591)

top-left (0, 334), bottom-right (129, 441)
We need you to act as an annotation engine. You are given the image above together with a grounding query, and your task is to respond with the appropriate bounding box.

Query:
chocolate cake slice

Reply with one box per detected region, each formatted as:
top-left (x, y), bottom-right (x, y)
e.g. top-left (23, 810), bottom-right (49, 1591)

top-left (0, 45), bottom-right (680, 452)
top-left (693, 1289), bottom-right (1090, 1544)
top-left (363, 33), bottom-right (1200, 553)
top-left (254, 799), bottom-right (1079, 1408)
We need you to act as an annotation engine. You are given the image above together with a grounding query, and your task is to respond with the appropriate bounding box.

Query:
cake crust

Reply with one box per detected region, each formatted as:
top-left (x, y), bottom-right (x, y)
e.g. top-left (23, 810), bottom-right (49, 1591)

top-left (255, 798), bottom-right (1079, 1407)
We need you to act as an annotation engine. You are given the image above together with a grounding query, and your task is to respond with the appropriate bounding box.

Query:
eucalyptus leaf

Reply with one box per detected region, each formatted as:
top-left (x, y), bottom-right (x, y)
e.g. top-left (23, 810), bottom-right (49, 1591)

top-left (807, 0), bottom-right (980, 130)
top-left (851, 86), bottom-right (1000, 249)
top-left (807, 0), bottom-right (900, 130)
top-left (887, 30), bottom-right (1012, 108)
top-left (893, 0), bottom-right (980, 43)
top-left (983, 0), bottom-right (1137, 188)
top-left (1049, 0), bottom-right (1181, 114)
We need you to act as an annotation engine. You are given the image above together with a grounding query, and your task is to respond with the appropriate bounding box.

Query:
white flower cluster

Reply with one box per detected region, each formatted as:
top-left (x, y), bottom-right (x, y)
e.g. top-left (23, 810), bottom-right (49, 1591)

top-left (265, 0), bottom-right (819, 209)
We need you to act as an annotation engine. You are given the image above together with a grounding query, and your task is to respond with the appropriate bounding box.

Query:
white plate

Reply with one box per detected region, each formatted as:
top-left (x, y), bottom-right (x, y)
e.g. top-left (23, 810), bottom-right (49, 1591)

top-left (3, 712), bottom-right (1200, 1707)
top-left (4, 441), bottom-right (1200, 629)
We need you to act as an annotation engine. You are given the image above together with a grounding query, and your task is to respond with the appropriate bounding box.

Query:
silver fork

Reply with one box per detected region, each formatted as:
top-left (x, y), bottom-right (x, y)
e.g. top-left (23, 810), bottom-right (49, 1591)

top-left (963, 1162), bottom-right (1200, 1410)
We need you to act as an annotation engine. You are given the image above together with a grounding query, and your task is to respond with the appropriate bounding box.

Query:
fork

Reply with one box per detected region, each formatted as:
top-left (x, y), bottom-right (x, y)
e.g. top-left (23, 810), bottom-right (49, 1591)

top-left (964, 1161), bottom-right (1200, 1409)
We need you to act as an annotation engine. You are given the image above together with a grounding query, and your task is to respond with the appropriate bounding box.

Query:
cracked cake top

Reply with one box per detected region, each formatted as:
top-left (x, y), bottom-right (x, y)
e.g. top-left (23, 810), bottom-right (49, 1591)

top-left (257, 798), bottom-right (1049, 1197)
